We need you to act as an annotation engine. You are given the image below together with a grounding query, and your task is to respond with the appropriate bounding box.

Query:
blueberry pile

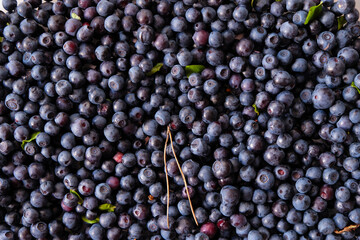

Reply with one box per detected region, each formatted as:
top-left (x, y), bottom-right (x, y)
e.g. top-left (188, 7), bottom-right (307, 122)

top-left (1, 0), bottom-right (360, 239)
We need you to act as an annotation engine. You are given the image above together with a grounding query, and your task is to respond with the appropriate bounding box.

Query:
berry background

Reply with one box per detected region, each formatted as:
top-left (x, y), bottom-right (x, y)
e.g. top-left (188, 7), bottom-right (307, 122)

top-left (1, 0), bottom-right (360, 239)
top-left (1, 1), bottom-right (360, 17)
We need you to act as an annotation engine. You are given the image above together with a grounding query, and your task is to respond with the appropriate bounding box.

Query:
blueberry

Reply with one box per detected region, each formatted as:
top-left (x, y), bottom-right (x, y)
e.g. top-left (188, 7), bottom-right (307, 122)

top-left (88, 223), bottom-right (105, 240)
top-left (292, 10), bottom-right (307, 25)
top-left (343, 157), bottom-right (360, 173)
top-left (330, 128), bottom-right (347, 143)
top-left (247, 230), bottom-right (263, 240)
top-left (292, 193), bottom-right (311, 211)
top-left (206, 48), bottom-right (224, 66)
top-left (283, 230), bottom-right (298, 240)
top-left (317, 31), bottom-right (336, 51)
top-left (103, 124), bottom-right (120, 142)
top-left (280, 21), bottom-right (298, 39)
top-left (250, 26), bottom-right (267, 43)
top-left (338, 47), bottom-right (359, 66)
top-left (262, 54), bottom-right (279, 70)
top-left (333, 0), bottom-right (355, 14)
top-left (273, 70), bottom-right (293, 87)
top-left (3, 25), bottom-right (22, 42)
top-left (323, 168), bottom-right (340, 185)
top-left (220, 185), bottom-right (240, 207)
top-left (349, 208), bottom-right (360, 224)
top-left (207, 31), bottom-right (223, 48)
top-left (78, 179), bottom-right (95, 196)
top-left (334, 186), bottom-right (351, 203)
top-left (30, 222), bottom-right (48, 238)
top-left (324, 57), bottom-right (346, 77)
top-left (312, 85), bottom-right (335, 109)
top-left (318, 218), bottom-right (336, 235)
top-left (291, 58), bottom-right (308, 73)
top-left (2, 0), bottom-right (17, 11)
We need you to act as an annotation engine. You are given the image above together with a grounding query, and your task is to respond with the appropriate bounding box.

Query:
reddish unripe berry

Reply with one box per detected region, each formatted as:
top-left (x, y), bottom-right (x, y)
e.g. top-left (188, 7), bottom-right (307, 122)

top-left (230, 214), bottom-right (247, 228)
top-left (61, 200), bottom-right (73, 212)
top-left (63, 40), bottom-right (78, 55)
top-left (106, 176), bottom-right (120, 189)
top-left (320, 184), bottom-right (334, 200)
top-left (217, 218), bottom-right (231, 231)
top-left (200, 222), bottom-right (217, 239)
top-left (193, 30), bottom-right (209, 47)
top-left (113, 152), bottom-right (124, 163)
top-left (312, 196), bottom-right (328, 212)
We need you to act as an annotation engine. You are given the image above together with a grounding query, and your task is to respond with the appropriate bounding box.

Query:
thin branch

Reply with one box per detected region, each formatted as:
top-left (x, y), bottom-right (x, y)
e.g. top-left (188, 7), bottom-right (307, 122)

top-left (334, 224), bottom-right (360, 234)
top-left (163, 127), bottom-right (170, 228)
top-left (167, 126), bottom-right (199, 226)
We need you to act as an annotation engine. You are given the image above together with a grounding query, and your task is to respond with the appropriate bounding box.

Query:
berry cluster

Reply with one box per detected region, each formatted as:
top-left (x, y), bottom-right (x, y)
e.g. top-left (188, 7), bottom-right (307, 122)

top-left (1, 0), bottom-right (360, 239)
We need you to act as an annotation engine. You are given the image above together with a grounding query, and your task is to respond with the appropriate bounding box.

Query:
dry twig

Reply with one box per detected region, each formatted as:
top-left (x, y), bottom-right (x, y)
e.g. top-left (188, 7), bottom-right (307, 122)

top-left (163, 127), bottom-right (170, 228)
top-left (164, 126), bottom-right (199, 228)
top-left (168, 126), bottom-right (199, 226)
top-left (334, 224), bottom-right (360, 234)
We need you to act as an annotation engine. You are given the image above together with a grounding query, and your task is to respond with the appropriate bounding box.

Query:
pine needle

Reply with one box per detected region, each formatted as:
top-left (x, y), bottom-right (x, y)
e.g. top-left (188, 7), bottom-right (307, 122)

top-left (98, 203), bottom-right (116, 212)
top-left (70, 189), bottom-right (83, 205)
top-left (167, 126), bottom-right (199, 226)
top-left (163, 127), bottom-right (170, 228)
top-left (334, 224), bottom-right (360, 234)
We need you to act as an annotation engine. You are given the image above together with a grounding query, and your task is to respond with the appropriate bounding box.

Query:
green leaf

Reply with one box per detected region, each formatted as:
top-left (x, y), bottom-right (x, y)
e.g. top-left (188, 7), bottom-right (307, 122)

top-left (0, 37), bottom-right (3, 42)
top-left (106, 98), bottom-right (112, 102)
top-left (146, 63), bottom-right (163, 76)
top-left (275, 0), bottom-right (281, 2)
top-left (70, 189), bottom-right (83, 204)
top-left (185, 65), bottom-right (206, 77)
top-left (337, 15), bottom-right (347, 30)
top-left (71, 12), bottom-right (81, 21)
top-left (304, 2), bottom-right (323, 25)
top-left (21, 132), bottom-right (41, 150)
top-left (252, 104), bottom-right (260, 116)
top-left (82, 216), bottom-right (99, 224)
top-left (98, 203), bottom-right (116, 212)
top-left (351, 82), bottom-right (360, 94)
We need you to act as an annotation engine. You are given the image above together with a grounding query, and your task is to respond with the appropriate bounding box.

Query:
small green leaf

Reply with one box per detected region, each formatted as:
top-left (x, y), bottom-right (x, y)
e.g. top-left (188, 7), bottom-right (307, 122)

top-left (0, 37), bottom-right (3, 42)
top-left (351, 82), bottom-right (360, 94)
top-left (337, 15), bottom-right (347, 30)
top-left (275, 0), bottom-right (281, 2)
top-left (71, 12), bottom-right (81, 21)
top-left (21, 132), bottom-right (41, 150)
top-left (252, 104), bottom-right (260, 116)
top-left (106, 98), bottom-right (112, 102)
top-left (185, 65), bottom-right (205, 77)
top-left (304, 2), bottom-right (323, 25)
top-left (98, 203), bottom-right (116, 212)
top-left (70, 189), bottom-right (83, 204)
top-left (82, 216), bottom-right (99, 224)
top-left (146, 63), bottom-right (163, 76)
top-left (6, 23), bottom-right (9, 26)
